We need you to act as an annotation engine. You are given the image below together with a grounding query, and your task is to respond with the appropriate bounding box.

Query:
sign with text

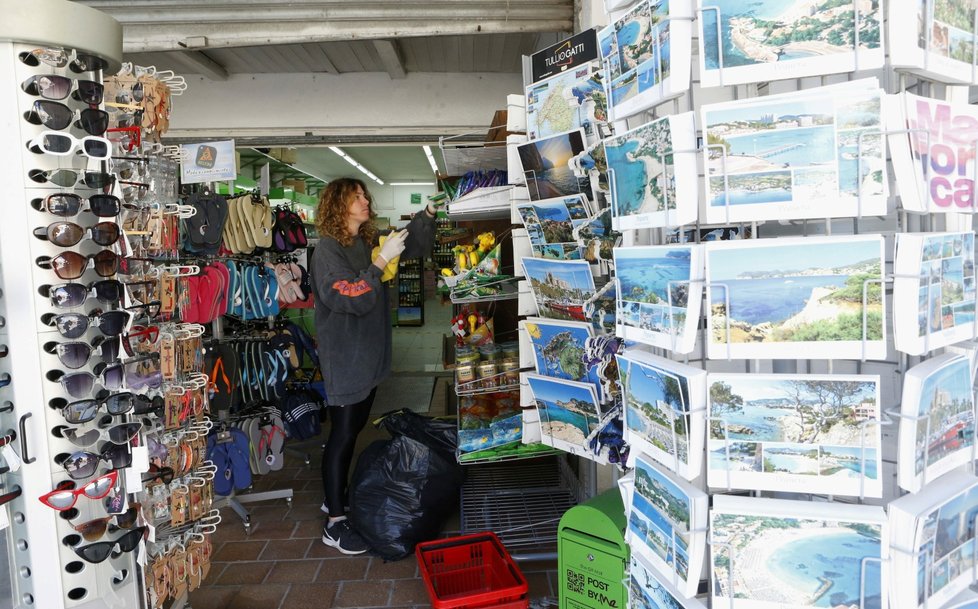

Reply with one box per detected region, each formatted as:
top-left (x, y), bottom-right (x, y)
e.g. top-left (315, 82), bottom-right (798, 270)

top-left (180, 139), bottom-right (236, 184)
top-left (530, 29), bottom-right (598, 84)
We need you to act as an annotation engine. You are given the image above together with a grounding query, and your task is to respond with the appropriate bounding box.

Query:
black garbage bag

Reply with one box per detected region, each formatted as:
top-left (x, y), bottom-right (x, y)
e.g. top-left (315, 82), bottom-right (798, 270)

top-left (349, 409), bottom-right (465, 561)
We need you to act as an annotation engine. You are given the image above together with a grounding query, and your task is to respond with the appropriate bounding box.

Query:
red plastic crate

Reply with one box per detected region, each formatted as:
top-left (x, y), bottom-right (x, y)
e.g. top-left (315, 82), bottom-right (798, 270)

top-left (416, 532), bottom-right (529, 609)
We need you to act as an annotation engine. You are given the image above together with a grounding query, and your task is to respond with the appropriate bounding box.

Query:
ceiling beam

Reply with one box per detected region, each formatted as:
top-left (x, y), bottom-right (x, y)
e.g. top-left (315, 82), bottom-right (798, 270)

top-left (373, 40), bottom-right (406, 79)
top-left (174, 50), bottom-right (229, 80)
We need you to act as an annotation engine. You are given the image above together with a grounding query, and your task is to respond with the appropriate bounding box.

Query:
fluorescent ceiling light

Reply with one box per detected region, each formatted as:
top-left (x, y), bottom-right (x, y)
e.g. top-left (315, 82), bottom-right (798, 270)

top-left (390, 182), bottom-right (435, 186)
top-left (328, 146), bottom-right (384, 186)
top-left (422, 145), bottom-right (439, 174)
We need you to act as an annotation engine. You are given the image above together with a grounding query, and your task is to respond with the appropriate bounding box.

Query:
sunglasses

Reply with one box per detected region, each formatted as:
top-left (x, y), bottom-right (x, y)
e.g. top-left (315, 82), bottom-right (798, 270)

top-left (72, 527), bottom-right (146, 564)
top-left (44, 337), bottom-right (120, 369)
top-left (114, 83), bottom-right (144, 105)
top-left (43, 310), bottom-right (132, 340)
top-left (19, 48), bottom-right (109, 73)
top-left (28, 168), bottom-right (115, 189)
top-left (20, 75), bottom-right (103, 104)
top-left (34, 221), bottom-right (120, 248)
top-left (106, 126), bottom-right (140, 153)
top-left (62, 421), bottom-right (143, 449)
top-left (122, 325), bottom-right (159, 357)
top-left (119, 181), bottom-right (150, 204)
top-left (124, 354), bottom-right (162, 391)
top-left (39, 470), bottom-right (117, 511)
top-left (60, 392), bottom-right (160, 425)
top-left (124, 300), bottom-right (162, 319)
top-left (49, 363), bottom-right (124, 398)
top-left (110, 159), bottom-right (148, 181)
top-left (23, 100), bottom-right (109, 135)
top-left (57, 444), bottom-right (132, 479)
top-left (27, 131), bottom-right (110, 160)
top-left (36, 251), bottom-right (120, 280)
top-left (141, 466), bottom-right (174, 485)
top-left (45, 280), bottom-right (124, 309)
top-left (33, 193), bottom-right (122, 218)
top-left (71, 508), bottom-right (140, 542)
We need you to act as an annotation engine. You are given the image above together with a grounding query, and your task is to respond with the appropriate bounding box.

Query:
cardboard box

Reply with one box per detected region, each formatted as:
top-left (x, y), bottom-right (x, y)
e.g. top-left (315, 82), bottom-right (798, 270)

top-left (283, 179), bottom-right (306, 194)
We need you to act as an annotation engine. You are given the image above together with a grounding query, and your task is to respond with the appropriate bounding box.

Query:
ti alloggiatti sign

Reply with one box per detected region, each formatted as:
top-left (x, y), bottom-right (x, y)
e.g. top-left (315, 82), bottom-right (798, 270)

top-left (530, 29), bottom-right (598, 84)
top-left (180, 140), bottom-right (236, 184)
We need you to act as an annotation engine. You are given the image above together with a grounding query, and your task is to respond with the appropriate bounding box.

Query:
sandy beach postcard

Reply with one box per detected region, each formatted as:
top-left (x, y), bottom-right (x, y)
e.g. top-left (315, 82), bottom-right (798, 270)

top-left (696, 0), bottom-right (883, 87)
top-left (894, 232), bottom-right (977, 355)
top-left (710, 495), bottom-right (887, 609)
top-left (522, 317), bottom-right (604, 397)
top-left (898, 353), bottom-right (976, 493)
top-left (525, 373), bottom-right (603, 459)
top-left (516, 195), bottom-right (592, 260)
top-left (526, 65), bottom-right (608, 141)
top-left (517, 129), bottom-right (594, 202)
top-left (616, 349), bottom-right (706, 480)
top-left (522, 257), bottom-right (597, 323)
top-left (704, 235), bottom-right (886, 360)
top-left (707, 373), bottom-right (882, 497)
top-left (603, 112), bottom-right (697, 230)
top-left (627, 454), bottom-right (708, 597)
top-left (889, 0), bottom-right (978, 84)
top-left (613, 244), bottom-right (703, 353)
top-left (628, 554), bottom-right (708, 609)
top-left (702, 80), bottom-right (886, 223)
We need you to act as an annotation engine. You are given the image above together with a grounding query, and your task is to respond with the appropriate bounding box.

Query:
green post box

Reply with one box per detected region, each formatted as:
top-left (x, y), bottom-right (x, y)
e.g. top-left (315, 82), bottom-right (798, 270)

top-left (558, 488), bottom-right (629, 609)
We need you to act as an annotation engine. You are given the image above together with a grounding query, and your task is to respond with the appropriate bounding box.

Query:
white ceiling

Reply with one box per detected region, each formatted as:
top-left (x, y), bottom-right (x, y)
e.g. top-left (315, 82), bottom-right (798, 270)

top-left (240, 145), bottom-right (447, 187)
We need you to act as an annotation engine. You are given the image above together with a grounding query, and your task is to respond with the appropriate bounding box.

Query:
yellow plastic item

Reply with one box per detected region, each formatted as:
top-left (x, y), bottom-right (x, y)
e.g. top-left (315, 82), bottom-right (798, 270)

top-left (371, 235), bottom-right (400, 282)
top-left (468, 251), bottom-right (480, 267)
top-left (441, 268), bottom-right (454, 277)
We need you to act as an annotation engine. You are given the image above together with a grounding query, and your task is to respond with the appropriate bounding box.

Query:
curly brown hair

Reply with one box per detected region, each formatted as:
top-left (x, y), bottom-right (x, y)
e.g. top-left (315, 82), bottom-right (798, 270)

top-left (315, 177), bottom-right (378, 247)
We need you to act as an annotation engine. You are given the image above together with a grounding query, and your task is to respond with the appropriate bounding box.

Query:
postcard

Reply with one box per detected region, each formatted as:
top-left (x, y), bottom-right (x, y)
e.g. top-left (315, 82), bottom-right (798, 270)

top-left (898, 353), bottom-right (976, 493)
top-left (696, 0), bottom-right (884, 88)
top-left (603, 112), bottom-right (697, 230)
top-left (525, 373), bottom-right (606, 461)
top-left (894, 232), bottom-right (977, 355)
top-left (598, 0), bottom-right (693, 119)
top-left (613, 244), bottom-right (703, 353)
top-left (702, 79), bottom-right (887, 223)
top-left (888, 471), bottom-right (978, 609)
top-left (521, 257), bottom-right (597, 323)
top-left (516, 195), bottom-right (592, 261)
top-left (525, 64), bottom-right (608, 141)
top-left (889, 1), bottom-right (978, 84)
top-left (517, 129), bottom-right (594, 202)
top-left (711, 495), bottom-right (888, 609)
top-left (628, 553), bottom-right (709, 609)
top-left (616, 350), bottom-right (706, 480)
top-left (521, 317), bottom-right (604, 395)
top-left (707, 373), bottom-right (882, 497)
top-left (704, 234), bottom-right (887, 360)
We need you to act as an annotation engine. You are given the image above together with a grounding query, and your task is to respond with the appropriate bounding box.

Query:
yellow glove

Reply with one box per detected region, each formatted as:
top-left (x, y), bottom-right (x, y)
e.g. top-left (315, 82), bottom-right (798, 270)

top-left (371, 234), bottom-right (401, 282)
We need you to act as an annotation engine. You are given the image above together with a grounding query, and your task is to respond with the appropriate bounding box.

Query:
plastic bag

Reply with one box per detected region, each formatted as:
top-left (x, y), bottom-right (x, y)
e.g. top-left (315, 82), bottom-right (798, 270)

top-left (349, 409), bottom-right (464, 560)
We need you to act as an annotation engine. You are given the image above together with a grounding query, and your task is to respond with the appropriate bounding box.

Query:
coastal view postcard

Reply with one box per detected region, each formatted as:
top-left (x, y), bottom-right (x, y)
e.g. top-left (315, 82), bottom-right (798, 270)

top-left (517, 195), bottom-right (592, 261)
top-left (517, 129), bottom-right (594, 202)
top-left (702, 80), bottom-right (886, 223)
top-left (696, 0), bottom-right (883, 88)
top-left (613, 244), bottom-right (703, 353)
top-left (598, 0), bottom-right (693, 119)
top-left (522, 317), bottom-right (604, 398)
top-left (898, 353), bottom-right (976, 493)
top-left (603, 112), bottom-right (697, 230)
top-left (627, 454), bottom-right (708, 597)
top-left (522, 257), bottom-right (597, 323)
top-left (889, 0), bottom-right (978, 84)
top-left (704, 235), bottom-right (886, 360)
top-left (706, 373), bottom-right (882, 497)
top-left (526, 64), bottom-right (608, 141)
top-left (616, 349), bottom-right (707, 481)
top-left (711, 495), bottom-right (887, 609)
top-left (894, 232), bottom-right (977, 355)
top-left (525, 373), bottom-right (603, 458)
top-left (629, 554), bottom-right (708, 609)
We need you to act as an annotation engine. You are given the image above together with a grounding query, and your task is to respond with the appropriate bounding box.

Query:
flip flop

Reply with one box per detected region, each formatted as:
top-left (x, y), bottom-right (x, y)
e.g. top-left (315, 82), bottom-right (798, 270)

top-left (206, 434), bottom-right (233, 496)
top-left (264, 416), bottom-right (287, 471)
top-left (227, 427), bottom-right (253, 490)
top-left (251, 197), bottom-right (274, 249)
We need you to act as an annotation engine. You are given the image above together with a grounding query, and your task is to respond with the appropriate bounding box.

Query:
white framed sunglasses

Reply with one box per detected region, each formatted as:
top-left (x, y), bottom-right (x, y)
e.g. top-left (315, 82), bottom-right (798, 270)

top-left (27, 131), bottom-right (110, 160)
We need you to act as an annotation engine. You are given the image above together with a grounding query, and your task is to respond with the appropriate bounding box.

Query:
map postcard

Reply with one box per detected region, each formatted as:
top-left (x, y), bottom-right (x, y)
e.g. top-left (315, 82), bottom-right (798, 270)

top-left (898, 353), bottom-right (976, 493)
top-left (889, 0), bottom-right (978, 85)
top-left (516, 195), bottom-right (593, 261)
top-left (521, 257), bottom-right (597, 323)
top-left (704, 235), bottom-right (887, 360)
top-left (613, 244), bottom-right (703, 354)
top-left (598, 0), bottom-right (693, 120)
top-left (887, 92), bottom-right (978, 213)
top-left (707, 373), bottom-right (882, 497)
top-left (894, 232), bottom-right (977, 355)
top-left (517, 129), bottom-right (594, 202)
top-left (627, 454), bottom-right (708, 597)
top-left (702, 79), bottom-right (886, 224)
top-left (696, 0), bottom-right (883, 88)
top-left (603, 112), bottom-right (697, 230)
top-left (616, 349), bottom-right (707, 481)
top-left (521, 317), bottom-right (603, 398)
top-left (711, 495), bottom-right (887, 609)
top-left (525, 373), bottom-right (604, 459)
top-left (526, 64), bottom-right (608, 141)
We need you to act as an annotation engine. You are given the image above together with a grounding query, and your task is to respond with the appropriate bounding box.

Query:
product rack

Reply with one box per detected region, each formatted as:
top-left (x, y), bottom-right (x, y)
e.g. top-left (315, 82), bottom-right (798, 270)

top-left (394, 256), bottom-right (424, 326)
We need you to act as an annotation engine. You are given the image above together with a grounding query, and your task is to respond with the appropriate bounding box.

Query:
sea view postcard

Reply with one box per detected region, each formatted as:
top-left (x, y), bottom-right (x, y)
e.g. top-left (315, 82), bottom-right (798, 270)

top-left (525, 64), bottom-right (608, 141)
top-left (889, 0), bottom-right (978, 84)
top-left (898, 353), bottom-right (976, 493)
top-left (704, 235), bottom-right (886, 360)
top-left (616, 349), bottom-right (707, 480)
top-left (711, 495), bottom-right (887, 609)
top-left (696, 0), bottom-right (883, 88)
top-left (629, 554), bottom-right (709, 609)
top-left (516, 195), bottom-right (592, 261)
top-left (707, 373), bottom-right (882, 497)
top-left (702, 80), bottom-right (886, 223)
top-left (603, 112), bottom-right (697, 230)
top-left (525, 373), bottom-right (603, 458)
top-left (522, 317), bottom-right (604, 398)
top-left (613, 244), bottom-right (703, 353)
top-left (522, 257), bottom-right (597, 323)
top-left (894, 231), bottom-right (977, 355)
top-left (517, 129), bottom-right (594, 202)
top-left (627, 454), bottom-right (708, 597)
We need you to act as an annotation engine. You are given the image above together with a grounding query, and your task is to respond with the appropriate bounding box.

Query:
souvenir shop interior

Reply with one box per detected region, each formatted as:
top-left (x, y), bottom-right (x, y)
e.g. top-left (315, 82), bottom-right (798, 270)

top-left (6, 0), bottom-right (978, 608)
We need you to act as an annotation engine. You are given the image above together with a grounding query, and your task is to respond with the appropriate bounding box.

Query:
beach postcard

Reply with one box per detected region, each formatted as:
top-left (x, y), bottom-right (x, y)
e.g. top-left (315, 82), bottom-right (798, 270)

top-left (525, 373), bottom-right (603, 459)
top-left (603, 112), bottom-right (697, 230)
top-left (517, 129), bottom-right (594, 202)
top-left (522, 317), bottom-right (604, 397)
top-left (710, 495), bottom-right (887, 609)
top-left (894, 232), bottom-right (977, 355)
top-left (613, 244), bottom-right (703, 353)
top-left (898, 353), bottom-right (977, 493)
top-left (516, 195), bottom-right (592, 260)
top-left (526, 64), bottom-right (608, 141)
top-left (696, 0), bottom-right (883, 88)
top-left (627, 454), bottom-right (708, 597)
top-left (521, 257), bottom-right (597, 323)
top-left (628, 554), bottom-right (709, 609)
top-left (707, 373), bottom-right (882, 497)
top-left (889, 0), bottom-right (978, 84)
top-left (616, 349), bottom-right (707, 480)
top-left (702, 80), bottom-right (886, 223)
top-left (704, 235), bottom-right (887, 360)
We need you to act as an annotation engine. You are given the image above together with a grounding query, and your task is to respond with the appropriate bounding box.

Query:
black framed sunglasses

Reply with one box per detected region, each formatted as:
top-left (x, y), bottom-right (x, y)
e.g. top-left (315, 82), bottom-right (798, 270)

top-left (20, 75), bottom-right (103, 105)
top-left (72, 527), bottom-right (146, 564)
top-left (59, 392), bottom-right (155, 424)
top-left (23, 100), bottom-right (109, 135)
top-left (42, 310), bottom-right (132, 340)
top-left (32, 193), bottom-right (122, 218)
top-left (56, 443), bottom-right (132, 479)
top-left (43, 280), bottom-right (124, 309)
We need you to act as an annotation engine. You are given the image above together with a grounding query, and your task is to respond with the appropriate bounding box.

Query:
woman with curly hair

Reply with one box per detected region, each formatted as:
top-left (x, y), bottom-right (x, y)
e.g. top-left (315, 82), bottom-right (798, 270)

top-left (311, 176), bottom-right (437, 554)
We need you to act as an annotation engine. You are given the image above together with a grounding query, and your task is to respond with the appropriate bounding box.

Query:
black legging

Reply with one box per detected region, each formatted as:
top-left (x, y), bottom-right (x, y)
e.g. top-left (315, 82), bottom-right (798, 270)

top-left (322, 388), bottom-right (376, 516)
